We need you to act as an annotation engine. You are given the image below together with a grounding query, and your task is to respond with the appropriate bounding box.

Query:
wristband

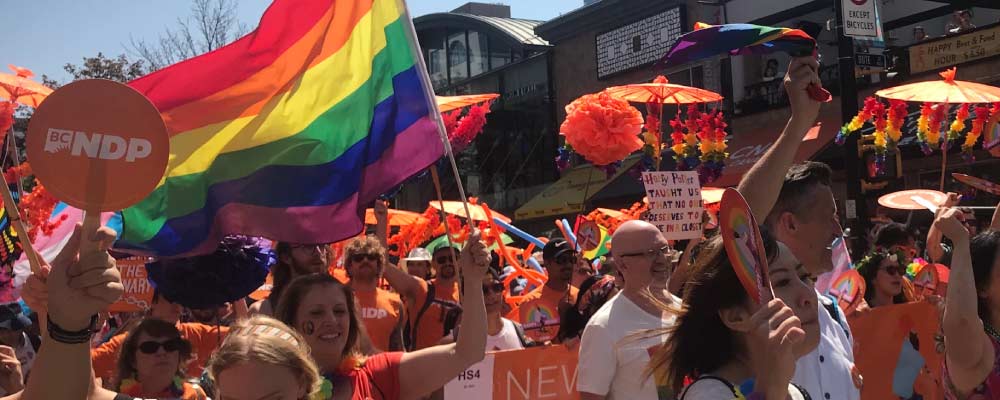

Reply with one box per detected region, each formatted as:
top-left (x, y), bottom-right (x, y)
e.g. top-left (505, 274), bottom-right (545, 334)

top-left (47, 314), bottom-right (97, 344)
top-left (746, 393), bottom-right (765, 400)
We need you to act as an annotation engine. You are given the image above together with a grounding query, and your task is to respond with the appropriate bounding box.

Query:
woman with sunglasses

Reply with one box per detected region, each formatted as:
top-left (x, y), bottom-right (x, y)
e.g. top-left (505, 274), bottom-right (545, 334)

top-left (112, 319), bottom-right (206, 399)
top-left (856, 248), bottom-right (914, 309)
top-left (483, 268), bottom-right (533, 352)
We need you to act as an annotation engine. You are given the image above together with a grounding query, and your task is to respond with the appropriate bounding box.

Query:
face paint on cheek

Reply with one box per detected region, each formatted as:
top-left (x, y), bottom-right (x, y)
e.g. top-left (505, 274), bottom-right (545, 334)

top-left (302, 321), bottom-right (315, 336)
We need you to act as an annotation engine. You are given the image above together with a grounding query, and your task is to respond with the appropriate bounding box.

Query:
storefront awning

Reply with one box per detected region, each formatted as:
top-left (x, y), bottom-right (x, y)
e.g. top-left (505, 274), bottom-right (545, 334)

top-left (711, 117), bottom-right (839, 187)
top-left (515, 158), bottom-right (640, 220)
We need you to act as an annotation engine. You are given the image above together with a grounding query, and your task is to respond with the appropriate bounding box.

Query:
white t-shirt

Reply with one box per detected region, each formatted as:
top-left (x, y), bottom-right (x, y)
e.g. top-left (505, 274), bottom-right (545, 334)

top-left (792, 290), bottom-right (859, 400)
top-left (680, 376), bottom-right (809, 400)
top-left (486, 318), bottom-right (524, 352)
top-left (577, 292), bottom-right (679, 400)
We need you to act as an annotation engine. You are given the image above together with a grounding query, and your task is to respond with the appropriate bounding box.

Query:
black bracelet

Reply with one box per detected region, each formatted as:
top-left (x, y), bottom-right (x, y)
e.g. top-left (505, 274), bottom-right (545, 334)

top-left (47, 314), bottom-right (97, 344)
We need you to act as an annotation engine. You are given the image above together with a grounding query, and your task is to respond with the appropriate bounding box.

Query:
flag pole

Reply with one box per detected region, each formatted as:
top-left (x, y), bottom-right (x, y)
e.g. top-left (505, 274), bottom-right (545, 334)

top-left (398, 0), bottom-right (476, 229)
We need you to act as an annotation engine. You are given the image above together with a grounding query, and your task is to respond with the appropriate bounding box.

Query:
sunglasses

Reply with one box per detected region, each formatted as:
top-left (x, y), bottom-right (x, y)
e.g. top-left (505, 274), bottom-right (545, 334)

top-left (138, 338), bottom-right (186, 354)
top-left (882, 266), bottom-right (902, 276)
top-left (350, 253), bottom-right (378, 263)
top-left (620, 245), bottom-right (676, 260)
top-left (556, 253), bottom-right (579, 265)
top-left (436, 256), bottom-right (455, 264)
top-left (482, 282), bottom-right (504, 294)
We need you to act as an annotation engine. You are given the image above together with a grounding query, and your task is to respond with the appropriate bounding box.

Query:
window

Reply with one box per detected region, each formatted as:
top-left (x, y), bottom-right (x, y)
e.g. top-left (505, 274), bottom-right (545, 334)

top-left (469, 31), bottom-right (488, 77)
top-left (490, 40), bottom-right (512, 70)
top-left (448, 31), bottom-right (469, 82)
top-left (420, 29), bottom-right (447, 89)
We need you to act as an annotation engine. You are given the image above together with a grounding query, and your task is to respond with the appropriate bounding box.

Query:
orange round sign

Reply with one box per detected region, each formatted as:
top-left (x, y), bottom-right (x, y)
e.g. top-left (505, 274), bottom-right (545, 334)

top-left (26, 79), bottom-right (168, 211)
top-left (877, 189), bottom-right (947, 211)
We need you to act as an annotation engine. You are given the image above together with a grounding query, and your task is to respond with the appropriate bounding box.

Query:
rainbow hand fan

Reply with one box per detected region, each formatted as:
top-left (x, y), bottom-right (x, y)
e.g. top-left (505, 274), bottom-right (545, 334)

top-left (829, 269), bottom-right (866, 315)
top-left (719, 188), bottom-right (772, 304)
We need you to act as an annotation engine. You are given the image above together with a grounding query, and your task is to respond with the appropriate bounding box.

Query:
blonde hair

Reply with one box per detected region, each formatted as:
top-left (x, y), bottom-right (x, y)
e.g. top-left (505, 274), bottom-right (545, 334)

top-left (206, 316), bottom-right (321, 398)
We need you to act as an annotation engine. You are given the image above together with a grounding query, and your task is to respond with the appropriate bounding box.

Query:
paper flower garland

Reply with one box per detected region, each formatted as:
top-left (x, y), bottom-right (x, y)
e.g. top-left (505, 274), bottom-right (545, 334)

top-left (443, 101), bottom-right (493, 154)
top-left (2, 163), bottom-right (63, 242)
top-left (560, 91), bottom-right (644, 166)
top-left (697, 109), bottom-right (728, 183)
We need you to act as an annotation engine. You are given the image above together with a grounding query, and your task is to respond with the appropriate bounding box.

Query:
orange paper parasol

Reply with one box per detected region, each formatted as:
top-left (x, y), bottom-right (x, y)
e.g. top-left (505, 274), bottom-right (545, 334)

top-left (436, 93), bottom-right (500, 113)
top-left (430, 200), bottom-right (511, 223)
top-left (702, 187), bottom-right (725, 204)
top-left (364, 208), bottom-right (427, 226)
top-left (605, 78), bottom-right (723, 104)
top-left (875, 68), bottom-right (1000, 104)
top-left (0, 65), bottom-right (53, 107)
top-left (952, 173), bottom-right (1000, 196)
top-left (878, 189), bottom-right (948, 211)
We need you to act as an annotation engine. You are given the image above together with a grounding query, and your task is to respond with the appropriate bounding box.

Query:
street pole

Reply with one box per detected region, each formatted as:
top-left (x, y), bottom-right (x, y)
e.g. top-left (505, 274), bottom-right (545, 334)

top-left (834, 0), bottom-right (869, 257)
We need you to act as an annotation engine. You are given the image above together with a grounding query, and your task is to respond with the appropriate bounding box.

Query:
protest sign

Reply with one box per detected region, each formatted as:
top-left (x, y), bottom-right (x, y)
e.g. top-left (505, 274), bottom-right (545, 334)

top-left (108, 256), bottom-right (154, 313)
top-left (445, 345), bottom-right (579, 400)
top-left (849, 302), bottom-right (944, 400)
top-left (641, 171), bottom-right (703, 240)
top-left (26, 79), bottom-right (169, 212)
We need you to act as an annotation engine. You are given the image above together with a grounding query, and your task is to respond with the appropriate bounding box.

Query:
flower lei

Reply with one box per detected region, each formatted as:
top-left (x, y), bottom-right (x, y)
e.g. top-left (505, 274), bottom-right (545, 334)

top-left (696, 109), bottom-right (728, 184)
top-left (870, 100), bottom-right (888, 173)
top-left (2, 162), bottom-right (64, 242)
top-left (837, 97), bottom-right (878, 144)
top-left (946, 104), bottom-right (970, 150)
top-left (642, 102), bottom-right (664, 171)
top-left (119, 376), bottom-right (186, 398)
top-left (927, 103), bottom-right (947, 151)
top-left (308, 377), bottom-right (334, 400)
top-left (857, 247), bottom-right (908, 273)
top-left (964, 104), bottom-right (992, 161)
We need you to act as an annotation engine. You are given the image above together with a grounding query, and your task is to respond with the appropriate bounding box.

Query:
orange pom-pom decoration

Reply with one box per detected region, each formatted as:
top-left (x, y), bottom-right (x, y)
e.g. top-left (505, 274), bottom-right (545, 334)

top-left (560, 91), bottom-right (644, 166)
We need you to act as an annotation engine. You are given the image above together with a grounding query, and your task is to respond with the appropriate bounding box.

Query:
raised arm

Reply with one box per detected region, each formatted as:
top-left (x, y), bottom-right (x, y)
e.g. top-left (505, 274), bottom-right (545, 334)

top-left (939, 208), bottom-right (994, 394)
top-left (397, 231), bottom-right (488, 400)
top-left (737, 57), bottom-right (821, 221)
top-left (374, 202), bottom-right (425, 300)
top-left (20, 221), bottom-right (124, 400)
top-left (927, 193), bottom-right (960, 263)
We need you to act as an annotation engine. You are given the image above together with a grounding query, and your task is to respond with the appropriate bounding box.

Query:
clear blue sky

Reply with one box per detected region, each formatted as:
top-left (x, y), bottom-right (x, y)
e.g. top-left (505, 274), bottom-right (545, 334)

top-left (1, 1), bottom-right (576, 84)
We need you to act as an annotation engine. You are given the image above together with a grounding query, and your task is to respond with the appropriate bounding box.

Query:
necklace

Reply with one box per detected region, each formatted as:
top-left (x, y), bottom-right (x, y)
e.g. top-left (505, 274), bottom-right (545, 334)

top-left (986, 321), bottom-right (1000, 342)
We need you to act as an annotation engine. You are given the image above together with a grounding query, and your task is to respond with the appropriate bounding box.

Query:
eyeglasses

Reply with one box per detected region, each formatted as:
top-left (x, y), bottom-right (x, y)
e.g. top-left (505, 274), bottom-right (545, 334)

top-left (350, 254), bottom-right (378, 263)
top-left (436, 256), bottom-right (455, 264)
top-left (882, 266), bottom-right (902, 276)
top-left (138, 338), bottom-right (186, 354)
top-left (482, 282), bottom-right (504, 294)
top-left (619, 245), bottom-right (677, 260)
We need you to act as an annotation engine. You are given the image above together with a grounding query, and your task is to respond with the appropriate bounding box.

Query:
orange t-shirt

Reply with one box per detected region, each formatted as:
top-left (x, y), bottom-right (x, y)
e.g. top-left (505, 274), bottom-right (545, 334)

top-left (407, 279), bottom-right (461, 350)
top-left (431, 278), bottom-right (459, 302)
top-left (514, 285), bottom-right (578, 343)
top-left (91, 322), bottom-right (228, 382)
top-left (354, 287), bottom-right (404, 352)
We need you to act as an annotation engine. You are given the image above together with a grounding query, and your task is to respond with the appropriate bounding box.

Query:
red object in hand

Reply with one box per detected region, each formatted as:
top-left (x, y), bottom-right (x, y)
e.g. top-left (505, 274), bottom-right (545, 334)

top-left (808, 83), bottom-right (832, 102)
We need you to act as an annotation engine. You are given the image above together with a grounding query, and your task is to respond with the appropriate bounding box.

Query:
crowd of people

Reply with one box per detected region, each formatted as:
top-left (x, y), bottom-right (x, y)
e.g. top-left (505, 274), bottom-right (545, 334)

top-left (0, 56), bottom-right (999, 400)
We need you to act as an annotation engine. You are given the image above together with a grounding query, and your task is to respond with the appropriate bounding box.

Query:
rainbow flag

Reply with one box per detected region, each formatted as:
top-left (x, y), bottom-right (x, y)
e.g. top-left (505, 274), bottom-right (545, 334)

top-left (119, 0), bottom-right (444, 256)
top-left (659, 22), bottom-right (816, 67)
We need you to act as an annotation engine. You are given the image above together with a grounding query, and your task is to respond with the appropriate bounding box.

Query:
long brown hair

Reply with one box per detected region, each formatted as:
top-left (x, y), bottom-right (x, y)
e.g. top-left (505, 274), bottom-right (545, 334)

top-left (269, 243), bottom-right (331, 308)
top-left (113, 318), bottom-right (192, 390)
top-left (649, 233), bottom-right (778, 393)
top-left (274, 273), bottom-right (363, 359)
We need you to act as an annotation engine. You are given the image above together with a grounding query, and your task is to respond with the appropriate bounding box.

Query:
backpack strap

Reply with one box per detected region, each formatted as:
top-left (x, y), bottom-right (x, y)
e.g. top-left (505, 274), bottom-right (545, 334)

top-left (679, 376), bottom-right (737, 400)
top-left (405, 281), bottom-right (437, 351)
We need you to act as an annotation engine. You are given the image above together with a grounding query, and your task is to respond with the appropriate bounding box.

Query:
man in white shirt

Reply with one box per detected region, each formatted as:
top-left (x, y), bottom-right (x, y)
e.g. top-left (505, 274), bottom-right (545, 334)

top-left (737, 57), bottom-right (861, 400)
top-left (577, 220), bottom-right (680, 400)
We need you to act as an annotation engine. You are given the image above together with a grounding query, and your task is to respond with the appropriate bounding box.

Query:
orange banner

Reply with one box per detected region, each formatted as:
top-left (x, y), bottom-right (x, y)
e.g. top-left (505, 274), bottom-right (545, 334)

top-left (848, 302), bottom-right (944, 400)
top-left (493, 346), bottom-right (579, 400)
top-left (445, 345), bottom-right (580, 400)
top-left (108, 257), bottom-right (154, 313)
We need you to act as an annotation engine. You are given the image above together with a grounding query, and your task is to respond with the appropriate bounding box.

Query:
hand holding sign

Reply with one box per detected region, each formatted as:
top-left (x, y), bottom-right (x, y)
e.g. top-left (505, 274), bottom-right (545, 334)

top-left (719, 188), bottom-right (772, 304)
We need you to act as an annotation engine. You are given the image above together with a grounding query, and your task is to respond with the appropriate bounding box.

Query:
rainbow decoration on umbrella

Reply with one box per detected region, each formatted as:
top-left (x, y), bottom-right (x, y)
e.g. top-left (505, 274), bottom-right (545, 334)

top-left (118, 0), bottom-right (444, 257)
top-left (829, 269), bottom-right (866, 314)
top-left (719, 188), bottom-right (771, 304)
